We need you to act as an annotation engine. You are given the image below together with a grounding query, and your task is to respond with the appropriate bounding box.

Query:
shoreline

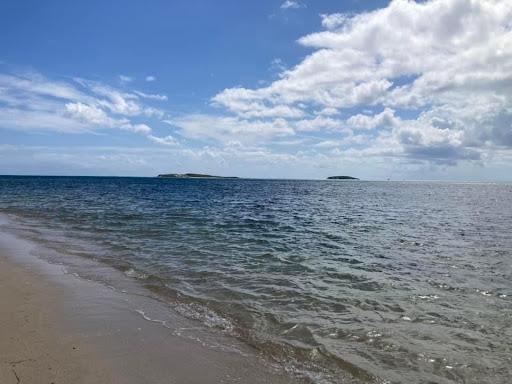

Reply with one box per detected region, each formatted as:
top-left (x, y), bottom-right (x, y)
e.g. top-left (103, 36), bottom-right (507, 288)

top-left (0, 220), bottom-right (301, 384)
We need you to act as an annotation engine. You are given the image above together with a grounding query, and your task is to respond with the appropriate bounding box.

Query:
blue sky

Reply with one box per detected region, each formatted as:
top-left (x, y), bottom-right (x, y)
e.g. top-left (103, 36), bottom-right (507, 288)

top-left (0, 0), bottom-right (511, 180)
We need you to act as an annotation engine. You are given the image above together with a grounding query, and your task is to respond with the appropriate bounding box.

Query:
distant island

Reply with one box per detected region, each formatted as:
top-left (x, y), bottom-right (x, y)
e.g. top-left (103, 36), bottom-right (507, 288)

top-left (157, 173), bottom-right (239, 179)
top-left (327, 176), bottom-right (359, 180)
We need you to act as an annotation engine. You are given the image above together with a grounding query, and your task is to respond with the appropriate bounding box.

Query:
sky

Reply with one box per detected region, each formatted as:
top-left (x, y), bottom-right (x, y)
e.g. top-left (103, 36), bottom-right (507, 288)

top-left (0, 0), bottom-right (511, 180)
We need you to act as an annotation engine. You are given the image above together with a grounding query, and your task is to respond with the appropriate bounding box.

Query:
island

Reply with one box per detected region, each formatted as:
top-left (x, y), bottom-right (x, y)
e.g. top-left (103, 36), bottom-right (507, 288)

top-left (327, 176), bottom-right (359, 180)
top-left (157, 173), bottom-right (239, 179)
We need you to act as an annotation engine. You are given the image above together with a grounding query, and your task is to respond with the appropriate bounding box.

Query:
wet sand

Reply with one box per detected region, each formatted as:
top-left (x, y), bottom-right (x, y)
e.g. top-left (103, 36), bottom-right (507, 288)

top-left (0, 256), bottom-right (118, 383)
top-left (0, 227), bottom-right (299, 384)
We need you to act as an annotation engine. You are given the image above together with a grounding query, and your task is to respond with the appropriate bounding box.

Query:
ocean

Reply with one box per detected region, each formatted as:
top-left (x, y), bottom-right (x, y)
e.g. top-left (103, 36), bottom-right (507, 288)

top-left (1, 176), bottom-right (511, 383)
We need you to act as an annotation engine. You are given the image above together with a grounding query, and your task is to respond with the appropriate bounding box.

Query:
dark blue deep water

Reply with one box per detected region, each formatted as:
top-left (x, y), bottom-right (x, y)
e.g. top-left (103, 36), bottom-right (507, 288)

top-left (1, 176), bottom-right (511, 383)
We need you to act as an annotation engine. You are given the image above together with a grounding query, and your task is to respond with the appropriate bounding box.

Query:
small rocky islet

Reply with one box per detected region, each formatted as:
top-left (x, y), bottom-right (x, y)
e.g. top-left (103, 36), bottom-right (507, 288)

top-left (326, 176), bottom-right (359, 180)
top-left (157, 173), bottom-right (239, 179)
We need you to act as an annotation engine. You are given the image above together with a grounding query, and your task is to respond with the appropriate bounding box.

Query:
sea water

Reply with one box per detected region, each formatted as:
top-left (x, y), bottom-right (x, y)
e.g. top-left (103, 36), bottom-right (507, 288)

top-left (0, 176), bottom-right (511, 383)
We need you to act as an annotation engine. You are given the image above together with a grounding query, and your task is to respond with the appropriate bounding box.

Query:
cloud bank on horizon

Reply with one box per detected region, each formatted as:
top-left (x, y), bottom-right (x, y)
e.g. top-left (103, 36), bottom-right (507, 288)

top-left (0, 0), bottom-right (511, 180)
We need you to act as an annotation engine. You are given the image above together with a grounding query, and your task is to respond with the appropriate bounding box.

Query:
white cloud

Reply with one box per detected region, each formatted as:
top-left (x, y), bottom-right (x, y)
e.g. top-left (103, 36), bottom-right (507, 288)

top-left (133, 90), bottom-right (168, 101)
top-left (0, 72), bottom-right (91, 102)
top-left (280, 1), bottom-right (303, 10)
top-left (0, 107), bottom-right (88, 133)
top-left (65, 102), bottom-right (111, 125)
top-left (148, 134), bottom-right (179, 146)
top-left (314, 140), bottom-right (343, 148)
top-left (208, 0), bottom-right (512, 165)
top-left (145, 76), bottom-right (156, 82)
top-left (314, 135), bottom-right (368, 148)
top-left (75, 79), bottom-right (143, 116)
top-left (294, 116), bottom-right (344, 132)
top-left (270, 58), bottom-right (287, 73)
top-left (119, 75), bottom-right (133, 83)
top-left (317, 107), bottom-right (339, 116)
top-left (171, 114), bottom-right (294, 143)
top-left (346, 108), bottom-right (399, 130)
top-left (320, 13), bottom-right (351, 30)
top-left (212, 89), bottom-right (304, 119)
top-left (0, 71), bottom-right (161, 137)
top-left (65, 102), bottom-right (151, 134)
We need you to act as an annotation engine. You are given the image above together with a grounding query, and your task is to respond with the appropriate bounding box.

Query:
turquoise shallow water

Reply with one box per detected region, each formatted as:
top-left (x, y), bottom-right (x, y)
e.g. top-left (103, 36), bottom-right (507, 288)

top-left (1, 176), bottom-right (511, 383)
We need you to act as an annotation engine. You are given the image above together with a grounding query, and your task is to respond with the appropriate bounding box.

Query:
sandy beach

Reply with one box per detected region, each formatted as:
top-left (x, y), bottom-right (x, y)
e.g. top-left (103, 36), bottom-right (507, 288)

top-left (0, 256), bottom-right (118, 384)
top-left (0, 224), bottom-right (299, 384)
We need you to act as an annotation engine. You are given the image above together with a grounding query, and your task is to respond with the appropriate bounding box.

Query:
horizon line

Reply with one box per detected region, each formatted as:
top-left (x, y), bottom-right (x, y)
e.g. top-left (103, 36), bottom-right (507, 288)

top-left (0, 174), bottom-right (511, 183)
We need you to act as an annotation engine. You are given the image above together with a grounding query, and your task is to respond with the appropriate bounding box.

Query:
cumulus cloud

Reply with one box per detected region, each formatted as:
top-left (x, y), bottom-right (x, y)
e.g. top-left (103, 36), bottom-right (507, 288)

top-left (145, 75), bottom-right (156, 82)
top-left (346, 108), bottom-right (399, 130)
top-left (212, 89), bottom-right (304, 119)
top-left (208, 0), bottom-right (512, 165)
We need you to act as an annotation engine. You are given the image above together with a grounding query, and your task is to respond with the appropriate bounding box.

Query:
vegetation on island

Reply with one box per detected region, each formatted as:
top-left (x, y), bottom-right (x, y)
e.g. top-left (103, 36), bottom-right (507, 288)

top-left (157, 173), bottom-right (239, 179)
